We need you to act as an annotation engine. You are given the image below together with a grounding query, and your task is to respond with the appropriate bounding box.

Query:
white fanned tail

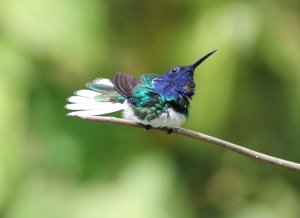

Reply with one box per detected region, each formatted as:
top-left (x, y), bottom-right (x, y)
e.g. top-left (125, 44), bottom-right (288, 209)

top-left (65, 78), bottom-right (125, 116)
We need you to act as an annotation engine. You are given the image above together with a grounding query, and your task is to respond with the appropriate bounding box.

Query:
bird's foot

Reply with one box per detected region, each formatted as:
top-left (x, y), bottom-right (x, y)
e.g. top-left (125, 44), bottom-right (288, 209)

top-left (166, 128), bottom-right (173, 134)
top-left (144, 125), bottom-right (152, 130)
top-left (138, 123), bottom-right (173, 134)
top-left (139, 123), bottom-right (152, 131)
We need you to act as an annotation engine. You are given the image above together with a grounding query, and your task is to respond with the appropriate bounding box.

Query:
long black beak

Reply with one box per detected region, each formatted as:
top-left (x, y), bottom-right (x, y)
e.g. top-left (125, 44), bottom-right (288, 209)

top-left (189, 49), bottom-right (217, 70)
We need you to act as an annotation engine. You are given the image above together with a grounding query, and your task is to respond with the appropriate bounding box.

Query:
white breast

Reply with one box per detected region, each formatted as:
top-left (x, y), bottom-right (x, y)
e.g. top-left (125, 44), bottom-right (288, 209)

top-left (122, 101), bottom-right (187, 128)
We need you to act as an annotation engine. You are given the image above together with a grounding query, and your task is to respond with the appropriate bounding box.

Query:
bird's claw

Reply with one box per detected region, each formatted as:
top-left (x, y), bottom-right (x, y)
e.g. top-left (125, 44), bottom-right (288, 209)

top-left (139, 123), bottom-right (173, 134)
top-left (139, 124), bottom-right (152, 131)
top-left (166, 128), bottom-right (173, 134)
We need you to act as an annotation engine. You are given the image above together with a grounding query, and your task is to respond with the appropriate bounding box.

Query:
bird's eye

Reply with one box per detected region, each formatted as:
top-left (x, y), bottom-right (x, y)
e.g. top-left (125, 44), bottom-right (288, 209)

top-left (171, 67), bottom-right (178, 73)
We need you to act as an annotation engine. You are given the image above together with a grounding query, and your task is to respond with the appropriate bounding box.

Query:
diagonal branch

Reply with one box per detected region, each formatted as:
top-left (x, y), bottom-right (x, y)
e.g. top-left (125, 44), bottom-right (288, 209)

top-left (78, 115), bottom-right (300, 171)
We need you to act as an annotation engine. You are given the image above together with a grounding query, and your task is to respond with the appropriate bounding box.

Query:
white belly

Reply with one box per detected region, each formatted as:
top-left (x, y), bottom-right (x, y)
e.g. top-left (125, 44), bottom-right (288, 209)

top-left (122, 101), bottom-right (187, 128)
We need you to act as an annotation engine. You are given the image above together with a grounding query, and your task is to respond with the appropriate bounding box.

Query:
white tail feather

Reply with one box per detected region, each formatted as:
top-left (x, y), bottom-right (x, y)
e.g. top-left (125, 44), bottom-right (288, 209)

top-left (67, 106), bottom-right (124, 116)
top-left (66, 81), bottom-right (125, 116)
top-left (65, 103), bottom-right (123, 110)
top-left (75, 90), bottom-right (100, 98)
top-left (93, 78), bottom-right (113, 86)
top-left (68, 96), bottom-right (97, 104)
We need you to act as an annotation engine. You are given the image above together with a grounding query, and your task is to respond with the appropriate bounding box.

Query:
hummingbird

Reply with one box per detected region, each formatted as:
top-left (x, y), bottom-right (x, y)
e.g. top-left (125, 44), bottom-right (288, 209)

top-left (65, 50), bottom-right (217, 130)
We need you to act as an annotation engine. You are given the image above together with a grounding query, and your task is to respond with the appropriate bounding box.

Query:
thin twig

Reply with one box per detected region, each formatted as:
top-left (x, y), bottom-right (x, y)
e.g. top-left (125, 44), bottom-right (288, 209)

top-left (78, 115), bottom-right (300, 171)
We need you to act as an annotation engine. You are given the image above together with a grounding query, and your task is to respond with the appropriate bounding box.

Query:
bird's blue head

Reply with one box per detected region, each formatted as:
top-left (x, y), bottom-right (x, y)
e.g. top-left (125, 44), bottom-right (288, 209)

top-left (153, 50), bottom-right (217, 103)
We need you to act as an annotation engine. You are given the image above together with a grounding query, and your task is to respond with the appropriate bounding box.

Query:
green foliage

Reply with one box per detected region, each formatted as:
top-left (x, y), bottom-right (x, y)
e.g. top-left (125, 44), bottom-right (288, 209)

top-left (0, 0), bottom-right (300, 217)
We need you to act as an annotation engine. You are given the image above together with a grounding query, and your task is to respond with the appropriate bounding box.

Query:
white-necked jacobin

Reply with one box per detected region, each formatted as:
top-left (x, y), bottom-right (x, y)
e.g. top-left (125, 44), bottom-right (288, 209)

top-left (65, 50), bottom-right (217, 129)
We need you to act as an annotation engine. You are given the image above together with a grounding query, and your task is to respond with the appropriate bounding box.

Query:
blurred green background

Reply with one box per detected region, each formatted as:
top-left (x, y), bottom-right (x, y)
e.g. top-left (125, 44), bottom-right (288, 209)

top-left (0, 0), bottom-right (300, 217)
